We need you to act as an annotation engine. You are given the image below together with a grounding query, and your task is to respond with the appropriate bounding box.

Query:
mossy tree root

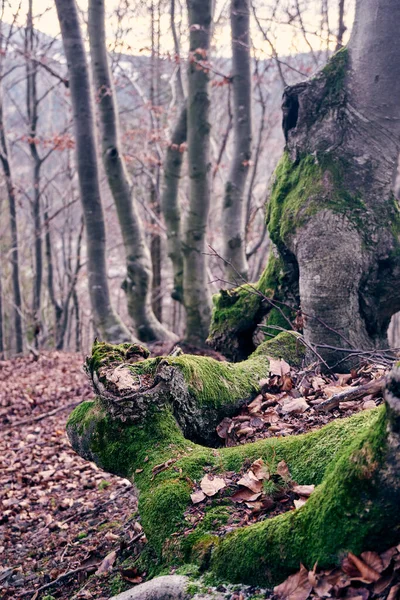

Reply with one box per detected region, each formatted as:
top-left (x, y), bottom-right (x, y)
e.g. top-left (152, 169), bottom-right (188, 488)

top-left (85, 333), bottom-right (304, 446)
top-left (67, 338), bottom-right (400, 587)
top-left (207, 251), bottom-right (299, 362)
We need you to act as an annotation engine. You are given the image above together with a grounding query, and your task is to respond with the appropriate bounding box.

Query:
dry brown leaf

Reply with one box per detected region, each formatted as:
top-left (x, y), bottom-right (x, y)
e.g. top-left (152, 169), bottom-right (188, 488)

top-left (263, 407), bottom-right (280, 423)
top-left (274, 564), bottom-right (312, 600)
top-left (190, 490), bottom-right (206, 504)
top-left (362, 400), bottom-right (377, 410)
top-left (360, 551), bottom-right (384, 574)
top-left (120, 567), bottom-right (143, 585)
top-left (387, 583), bottom-right (400, 600)
top-left (200, 474), bottom-right (226, 497)
top-left (231, 488), bottom-right (262, 503)
top-left (276, 460), bottom-right (291, 481)
top-left (281, 397), bottom-right (309, 415)
top-left (96, 550), bottom-right (117, 575)
top-left (251, 458), bottom-right (270, 481)
top-left (216, 417), bottom-right (233, 439)
top-left (347, 552), bottom-right (381, 583)
top-left (248, 394), bottom-right (263, 413)
top-left (268, 357), bottom-right (283, 376)
top-left (237, 470), bottom-right (263, 493)
top-left (294, 498), bottom-right (307, 509)
top-left (373, 573), bottom-right (394, 595)
top-left (293, 485), bottom-right (315, 497)
top-left (380, 547), bottom-right (398, 570)
top-left (281, 359), bottom-right (291, 376)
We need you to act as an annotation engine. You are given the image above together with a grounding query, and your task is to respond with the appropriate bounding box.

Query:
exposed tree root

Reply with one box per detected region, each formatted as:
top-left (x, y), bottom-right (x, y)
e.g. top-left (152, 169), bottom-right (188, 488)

top-left (67, 334), bottom-right (400, 588)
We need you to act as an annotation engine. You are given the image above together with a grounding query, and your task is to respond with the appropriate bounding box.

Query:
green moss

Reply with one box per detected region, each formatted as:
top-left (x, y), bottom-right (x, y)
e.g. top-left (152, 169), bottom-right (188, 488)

top-left (88, 339), bottom-right (150, 371)
top-left (165, 353), bottom-right (269, 408)
top-left (211, 408), bottom-right (391, 586)
top-left (267, 151), bottom-right (368, 245)
top-left (66, 400), bottom-right (94, 433)
top-left (251, 331), bottom-right (305, 367)
top-left (319, 47), bottom-right (348, 110)
top-left (208, 252), bottom-right (290, 348)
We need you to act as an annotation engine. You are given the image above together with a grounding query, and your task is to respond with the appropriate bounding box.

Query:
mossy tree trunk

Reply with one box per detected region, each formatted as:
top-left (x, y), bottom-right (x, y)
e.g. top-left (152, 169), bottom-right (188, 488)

top-left (68, 334), bottom-right (400, 587)
top-left (209, 0), bottom-right (400, 367)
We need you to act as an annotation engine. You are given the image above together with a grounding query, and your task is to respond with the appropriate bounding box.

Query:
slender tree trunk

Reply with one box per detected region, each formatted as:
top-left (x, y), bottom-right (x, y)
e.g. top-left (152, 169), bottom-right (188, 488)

top-left (54, 0), bottom-right (130, 344)
top-left (222, 0), bottom-right (252, 281)
top-left (73, 288), bottom-right (81, 352)
top-left (0, 94), bottom-right (23, 354)
top-left (160, 104), bottom-right (187, 303)
top-left (44, 206), bottom-right (63, 346)
top-left (25, 0), bottom-right (42, 336)
top-left (0, 261), bottom-right (4, 358)
top-left (87, 0), bottom-right (174, 343)
top-left (183, 0), bottom-right (213, 346)
top-left (336, 0), bottom-right (346, 50)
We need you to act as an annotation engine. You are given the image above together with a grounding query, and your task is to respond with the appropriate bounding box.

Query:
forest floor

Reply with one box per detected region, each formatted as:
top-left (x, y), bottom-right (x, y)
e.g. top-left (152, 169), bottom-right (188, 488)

top-left (1, 350), bottom-right (399, 600)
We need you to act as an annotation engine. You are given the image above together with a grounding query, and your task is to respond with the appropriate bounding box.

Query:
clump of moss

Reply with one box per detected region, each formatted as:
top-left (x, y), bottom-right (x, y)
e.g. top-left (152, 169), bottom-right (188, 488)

top-left (251, 331), bottom-right (305, 367)
top-left (319, 46), bottom-right (348, 110)
top-left (87, 339), bottom-right (150, 374)
top-left (266, 151), bottom-right (369, 246)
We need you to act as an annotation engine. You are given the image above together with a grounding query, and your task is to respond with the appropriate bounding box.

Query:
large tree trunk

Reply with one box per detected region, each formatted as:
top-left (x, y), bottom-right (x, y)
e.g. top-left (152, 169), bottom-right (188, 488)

top-left (210, 0), bottom-right (400, 368)
top-left (87, 0), bottom-right (175, 343)
top-left (183, 0), bottom-right (213, 346)
top-left (68, 332), bottom-right (400, 587)
top-left (54, 0), bottom-right (130, 344)
top-left (221, 0), bottom-right (252, 282)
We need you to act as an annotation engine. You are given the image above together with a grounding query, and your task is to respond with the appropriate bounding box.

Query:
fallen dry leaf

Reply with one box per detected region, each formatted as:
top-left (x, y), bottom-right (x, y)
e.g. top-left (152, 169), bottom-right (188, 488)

top-left (237, 470), bottom-right (263, 493)
top-left (294, 498), bottom-right (307, 509)
top-left (346, 552), bottom-right (381, 583)
top-left (231, 488), bottom-right (262, 503)
top-left (274, 564), bottom-right (312, 600)
top-left (200, 474), bottom-right (226, 497)
top-left (276, 460), bottom-right (291, 481)
top-left (293, 485), bottom-right (315, 497)
top-left (281, 397), bottom-right (309, 415)
top-left (190, 490), bottom-right (206, 504)
top-left (387, 583), bottom-right (400, 600)
top-left (250, 458), bottom-right (269, 481)
top-left (96, 550), bottom-right (117, 575)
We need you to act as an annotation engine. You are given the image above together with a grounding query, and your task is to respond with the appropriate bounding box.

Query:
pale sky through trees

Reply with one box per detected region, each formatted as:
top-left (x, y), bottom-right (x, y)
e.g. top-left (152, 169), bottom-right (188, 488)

top-left (4, 0), bottom-right (354, 57)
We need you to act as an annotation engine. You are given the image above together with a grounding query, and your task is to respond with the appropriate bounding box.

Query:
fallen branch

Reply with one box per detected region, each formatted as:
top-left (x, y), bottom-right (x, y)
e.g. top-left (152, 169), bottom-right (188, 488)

top-left (316, 377), bottom-right (386, 412)
top-left (9, 401), bottom-right (80, 428)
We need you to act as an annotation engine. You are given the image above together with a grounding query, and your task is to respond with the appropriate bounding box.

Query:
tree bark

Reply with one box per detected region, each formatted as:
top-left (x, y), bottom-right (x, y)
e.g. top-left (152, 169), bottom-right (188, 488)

top-left (0, 90), bottom-right (23, 354)
top-left (210, 0), bottom-right (400, 368)
top-left (222, 0), bottom-right (252, 281)
top-left (183, 0), bottom-right (213, 346)
top-left (68, 333), bottom-right (400, 587)
top-left (160, 104), bottom-right (187, 303)
top-left (25, 1), bottom-right (42, 335)
top-left (87, 0), bottom-right (174, 343)
top-left (54, 0), bottom-right (131, 344)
